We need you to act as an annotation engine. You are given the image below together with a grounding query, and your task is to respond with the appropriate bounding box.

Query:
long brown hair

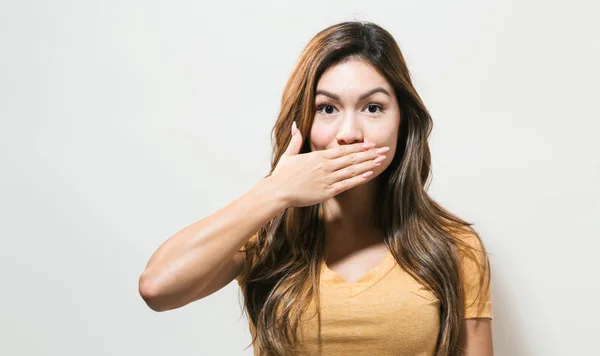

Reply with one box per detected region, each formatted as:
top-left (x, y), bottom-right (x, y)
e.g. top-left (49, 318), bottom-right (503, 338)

top-left (237, 21), bottom-right (491, 356)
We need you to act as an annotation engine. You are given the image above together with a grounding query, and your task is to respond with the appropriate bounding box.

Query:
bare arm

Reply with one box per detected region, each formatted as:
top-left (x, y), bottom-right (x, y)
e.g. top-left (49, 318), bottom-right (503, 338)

top-left (457, 318), bottom-right (494, 355)
top-left (138, 123), bottom-right (386, 312)
top-left (138, 176), bottom-right (288, 312)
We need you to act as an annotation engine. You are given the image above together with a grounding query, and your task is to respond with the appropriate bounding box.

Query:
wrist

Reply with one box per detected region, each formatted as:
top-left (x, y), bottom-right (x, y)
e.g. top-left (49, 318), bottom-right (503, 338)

top-left (259, 175), bottom-right (291, 211)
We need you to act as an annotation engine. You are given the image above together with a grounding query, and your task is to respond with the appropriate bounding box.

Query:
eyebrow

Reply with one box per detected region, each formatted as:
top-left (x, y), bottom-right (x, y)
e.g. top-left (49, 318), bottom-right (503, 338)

top-left (315, 87), bottom-right (391, 101)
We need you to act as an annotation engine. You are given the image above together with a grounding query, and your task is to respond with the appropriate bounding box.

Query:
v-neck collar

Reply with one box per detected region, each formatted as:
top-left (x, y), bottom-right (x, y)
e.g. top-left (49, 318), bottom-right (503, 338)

top-left (320, 249), bottom-right (397, 297)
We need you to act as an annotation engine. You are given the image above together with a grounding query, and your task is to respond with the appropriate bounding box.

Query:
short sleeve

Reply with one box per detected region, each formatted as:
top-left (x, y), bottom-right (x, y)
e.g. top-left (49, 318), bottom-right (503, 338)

top-left (458, 232), bottom-right (493, 319)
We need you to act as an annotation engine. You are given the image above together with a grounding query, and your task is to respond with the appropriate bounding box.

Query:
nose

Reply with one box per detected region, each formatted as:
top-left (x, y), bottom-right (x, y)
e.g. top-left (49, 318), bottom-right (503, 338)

top-left (336, 114), bottom-right (364, 145)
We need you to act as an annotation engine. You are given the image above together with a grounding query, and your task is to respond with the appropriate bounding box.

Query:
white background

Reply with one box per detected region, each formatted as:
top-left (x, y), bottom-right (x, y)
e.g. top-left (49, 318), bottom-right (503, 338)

top-left (1, 1), bottom-right (598, 355)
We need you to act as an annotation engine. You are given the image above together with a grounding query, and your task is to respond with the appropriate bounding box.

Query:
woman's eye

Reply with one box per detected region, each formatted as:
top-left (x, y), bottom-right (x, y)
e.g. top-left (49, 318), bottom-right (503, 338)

top-left (315, 103), bottom-right (384, 115)
top-left (316, 104), bottom-right (337, 115)
top-left (366, 104), bottom-right (383, 114)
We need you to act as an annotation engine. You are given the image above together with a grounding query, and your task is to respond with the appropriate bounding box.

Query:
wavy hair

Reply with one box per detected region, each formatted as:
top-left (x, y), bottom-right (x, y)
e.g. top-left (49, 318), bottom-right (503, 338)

top-left (237, 21), bottom-right (491, 356)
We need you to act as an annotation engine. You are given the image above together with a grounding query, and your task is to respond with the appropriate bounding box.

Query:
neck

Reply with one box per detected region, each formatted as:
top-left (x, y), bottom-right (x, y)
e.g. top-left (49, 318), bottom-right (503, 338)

top-left (322, 177), bottom-right (384, 253)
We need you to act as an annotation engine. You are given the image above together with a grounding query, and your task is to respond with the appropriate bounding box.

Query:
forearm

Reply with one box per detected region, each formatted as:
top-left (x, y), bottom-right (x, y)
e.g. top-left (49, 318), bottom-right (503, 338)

top-left (139, 176), bottom-right (288, 302)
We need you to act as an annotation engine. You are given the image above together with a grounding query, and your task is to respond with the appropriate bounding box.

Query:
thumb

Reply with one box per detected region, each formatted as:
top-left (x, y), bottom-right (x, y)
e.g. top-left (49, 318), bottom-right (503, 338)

top-left (283, 121), bottom-right (303, 156)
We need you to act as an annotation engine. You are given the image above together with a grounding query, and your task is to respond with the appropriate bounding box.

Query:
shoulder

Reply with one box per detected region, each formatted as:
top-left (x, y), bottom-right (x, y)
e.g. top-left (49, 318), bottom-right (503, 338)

top-left (443, 225), bottom-right (488, 282)
top-left (451, 226), bottom-right (493, 319)
top-left (448, 226), bottom-right (489, 276)
top-left (445, 225), bottom-right (487, 263)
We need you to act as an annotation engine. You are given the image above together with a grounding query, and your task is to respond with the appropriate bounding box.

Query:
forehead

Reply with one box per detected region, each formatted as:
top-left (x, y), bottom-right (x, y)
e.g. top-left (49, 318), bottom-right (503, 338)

top-left (316, 59), bottom-right (391, 93)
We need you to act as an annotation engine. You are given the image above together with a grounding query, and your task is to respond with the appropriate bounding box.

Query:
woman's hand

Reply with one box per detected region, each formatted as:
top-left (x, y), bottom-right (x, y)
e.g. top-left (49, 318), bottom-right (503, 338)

top-left (270, 121), bottom-right (389, 208)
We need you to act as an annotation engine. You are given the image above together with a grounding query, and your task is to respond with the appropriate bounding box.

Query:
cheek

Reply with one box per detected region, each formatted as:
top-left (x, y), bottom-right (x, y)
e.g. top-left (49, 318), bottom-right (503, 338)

top-left (309, 118), bottom-right (400, 153)
top-left (309, 122), bottom-right (336, 150)
top-left (367, 124), bottom-right (399, 163)
top-left (367, 127), bottom-right (398, 149)
top-left (372, 132), bottom-right (399, 174)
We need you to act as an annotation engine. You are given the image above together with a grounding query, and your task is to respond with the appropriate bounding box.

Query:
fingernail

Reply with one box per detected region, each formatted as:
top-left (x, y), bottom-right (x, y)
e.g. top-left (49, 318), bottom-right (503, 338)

top-left (292, 121), bottom-right (297, 136)
top-left (362, 142), bottom-right (376, 149)
top-left (374, 155), bottom-right (386, 164)
top-left (375, 147), bottom-right (390, 155)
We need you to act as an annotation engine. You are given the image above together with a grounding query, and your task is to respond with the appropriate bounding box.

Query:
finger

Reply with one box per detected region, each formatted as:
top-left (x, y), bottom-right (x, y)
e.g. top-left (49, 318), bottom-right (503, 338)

top-left (282, 121), bottom-right (303, 157)
top-left (328, 146), bottom-right (390, 172)
top-left (328, 170), bottom-right (375, 196)
top-left (329, 155), bottom-right (385, 183)
top-left (321, 142), bottom-right (376, 159)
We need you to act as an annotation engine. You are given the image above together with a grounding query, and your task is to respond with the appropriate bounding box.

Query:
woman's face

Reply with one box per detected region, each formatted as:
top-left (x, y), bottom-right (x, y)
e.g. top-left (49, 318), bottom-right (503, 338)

top-left (309, 58), bottom-right (401, 177)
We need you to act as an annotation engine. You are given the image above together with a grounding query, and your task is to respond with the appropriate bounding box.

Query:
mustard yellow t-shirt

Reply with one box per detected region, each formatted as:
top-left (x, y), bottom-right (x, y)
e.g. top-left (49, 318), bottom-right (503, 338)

top-left (236, 233), bottom-right (492, 355)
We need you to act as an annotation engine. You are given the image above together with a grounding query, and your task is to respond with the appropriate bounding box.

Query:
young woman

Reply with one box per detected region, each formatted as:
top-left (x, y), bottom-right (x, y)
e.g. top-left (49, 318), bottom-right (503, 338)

top-left (139, 21), bottom-right (493, 356)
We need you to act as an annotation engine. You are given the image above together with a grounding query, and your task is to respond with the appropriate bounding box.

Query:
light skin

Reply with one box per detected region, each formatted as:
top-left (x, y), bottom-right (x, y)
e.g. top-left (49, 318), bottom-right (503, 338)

top-left (307, 58), bottom-right (494, 355)
top-left (459, 318), bottom-right (494, 355)
top-left (139, 56), bottom-right (492, 356)
top-left (309, 58), bottom-right (400, 255)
